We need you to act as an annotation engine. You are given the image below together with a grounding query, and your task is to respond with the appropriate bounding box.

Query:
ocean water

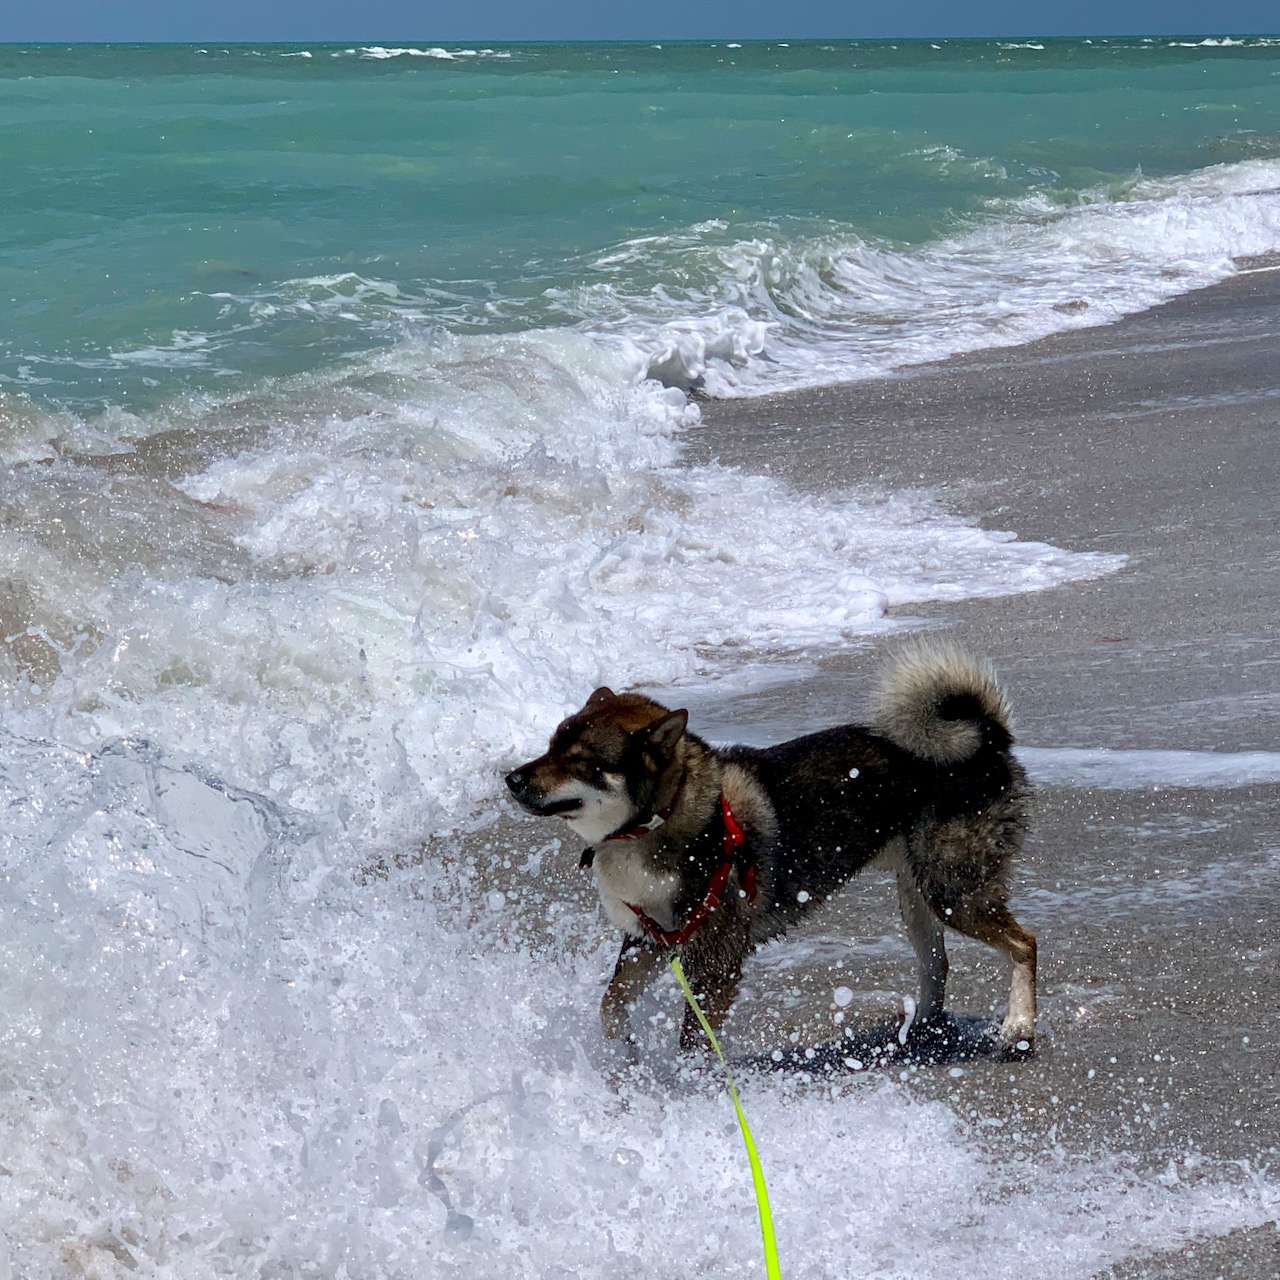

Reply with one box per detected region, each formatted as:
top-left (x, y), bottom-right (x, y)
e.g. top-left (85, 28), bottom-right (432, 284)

top-left (2, 38), bottom-right (1280, 1278)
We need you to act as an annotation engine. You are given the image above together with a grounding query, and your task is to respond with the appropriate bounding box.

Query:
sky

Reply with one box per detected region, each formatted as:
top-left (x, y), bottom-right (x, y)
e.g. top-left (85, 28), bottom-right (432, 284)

top-left (1, 1), bottom-right (1278, 43)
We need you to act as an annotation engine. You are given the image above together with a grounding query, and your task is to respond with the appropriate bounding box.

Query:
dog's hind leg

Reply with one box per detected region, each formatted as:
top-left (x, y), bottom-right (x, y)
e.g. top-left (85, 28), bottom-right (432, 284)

top-left (897, 871), bottom-right (949, 1022)
top-left (945, 888), bottom-right (1037, 1052)
top-left (601, 936), bottom-right (665, 1042)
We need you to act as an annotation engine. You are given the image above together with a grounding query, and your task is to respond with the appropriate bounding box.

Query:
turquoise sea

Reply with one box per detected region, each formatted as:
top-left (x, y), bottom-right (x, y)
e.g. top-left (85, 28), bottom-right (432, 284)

top-left (3, 37), bottom-right (1280, 408)
top-left (2, 37), bottom-right (1280, 1280)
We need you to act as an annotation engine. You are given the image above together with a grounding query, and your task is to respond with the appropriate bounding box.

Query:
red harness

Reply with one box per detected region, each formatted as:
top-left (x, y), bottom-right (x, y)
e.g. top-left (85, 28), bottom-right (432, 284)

top-left (618, 794), bottom-right (756, 950)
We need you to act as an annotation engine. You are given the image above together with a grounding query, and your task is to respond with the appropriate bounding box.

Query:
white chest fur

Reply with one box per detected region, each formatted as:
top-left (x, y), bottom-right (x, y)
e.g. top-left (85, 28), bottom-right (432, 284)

top-left (558, 773), bottom-right (633, 847)
top-left (591, 843), bottom-right (680, 937)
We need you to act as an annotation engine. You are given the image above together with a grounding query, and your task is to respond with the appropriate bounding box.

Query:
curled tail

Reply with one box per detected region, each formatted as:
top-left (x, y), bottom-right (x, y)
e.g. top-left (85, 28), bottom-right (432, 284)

top-left (873, 642), bottom-right (1014, 763)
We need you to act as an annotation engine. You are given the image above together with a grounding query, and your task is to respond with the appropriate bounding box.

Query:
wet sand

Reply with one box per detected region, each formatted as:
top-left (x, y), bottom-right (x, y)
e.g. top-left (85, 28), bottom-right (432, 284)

top-left (690, 262), bottom-right (1280, 752)
top-left (411, 267), bottom-right (1280, 1278)
top-left (687, 267), bottom-right (1280, 1277)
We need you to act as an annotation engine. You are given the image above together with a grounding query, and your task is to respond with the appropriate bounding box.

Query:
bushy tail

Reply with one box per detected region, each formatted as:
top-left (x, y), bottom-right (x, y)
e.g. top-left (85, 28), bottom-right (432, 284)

top-left (873, 642), bottom-right (1013, 764)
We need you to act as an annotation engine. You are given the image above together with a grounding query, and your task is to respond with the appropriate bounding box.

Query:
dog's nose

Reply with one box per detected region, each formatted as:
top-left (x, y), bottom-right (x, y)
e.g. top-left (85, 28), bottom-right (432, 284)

top-left (505, 768), bottom-right (528, 795)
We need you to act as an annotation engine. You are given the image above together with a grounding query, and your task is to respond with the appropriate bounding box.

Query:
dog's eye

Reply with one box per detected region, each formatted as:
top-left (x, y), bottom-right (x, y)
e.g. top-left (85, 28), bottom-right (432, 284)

top-left (569, 756), bottom-right (603, 782)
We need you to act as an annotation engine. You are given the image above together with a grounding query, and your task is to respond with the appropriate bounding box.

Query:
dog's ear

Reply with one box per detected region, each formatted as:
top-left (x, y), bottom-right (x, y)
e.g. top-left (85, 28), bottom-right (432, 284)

top-left (646, 709), bottom-right (688, 756)
top-left (586, 686), bottom-right (616, 708)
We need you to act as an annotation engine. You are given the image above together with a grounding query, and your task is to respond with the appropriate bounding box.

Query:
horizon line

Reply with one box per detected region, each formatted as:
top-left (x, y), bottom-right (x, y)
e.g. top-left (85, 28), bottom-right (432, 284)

top-left (3, 32), bottom-right (1280, 46)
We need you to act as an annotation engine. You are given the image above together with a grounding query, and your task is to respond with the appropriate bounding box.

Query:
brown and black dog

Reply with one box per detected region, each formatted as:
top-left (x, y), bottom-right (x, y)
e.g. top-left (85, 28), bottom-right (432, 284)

top-left (506, 644), bottom-right (1036, 1058)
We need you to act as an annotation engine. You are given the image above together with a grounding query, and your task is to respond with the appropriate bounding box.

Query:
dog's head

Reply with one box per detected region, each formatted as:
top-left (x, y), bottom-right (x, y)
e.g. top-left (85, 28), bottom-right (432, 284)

top-left (505, 687), bottom-right (688, 845)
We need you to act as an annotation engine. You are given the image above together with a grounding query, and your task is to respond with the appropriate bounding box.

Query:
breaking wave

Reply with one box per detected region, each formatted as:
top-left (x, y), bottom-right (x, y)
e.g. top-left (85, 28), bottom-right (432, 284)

top-left (182, 158), bottom-right (1280, 402)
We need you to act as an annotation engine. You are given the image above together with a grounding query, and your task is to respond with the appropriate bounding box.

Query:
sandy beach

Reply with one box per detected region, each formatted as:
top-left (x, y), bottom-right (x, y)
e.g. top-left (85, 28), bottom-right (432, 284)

top-left (685, 264), bottom-right (1280, 1277)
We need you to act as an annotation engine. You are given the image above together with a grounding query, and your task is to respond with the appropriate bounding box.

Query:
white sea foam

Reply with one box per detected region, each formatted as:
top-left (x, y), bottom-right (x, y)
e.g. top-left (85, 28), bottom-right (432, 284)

top-left (0, 736), bottom-right (1275, 1279)
top-left (560, 157), bottom-right (1280, 397)
top-left (1, 319), bottom-right (1126, 1275)
top-left (1019, 746), bottom-right (1280, 789)
top-left (191, 158), bottom-right (1280, 403)
top-left (1, 324), bottom-right (1121, 844)
top-left (358, 46), bottom-right (509, 60)
top-left (0, 385), bottom-right (1258, 1274)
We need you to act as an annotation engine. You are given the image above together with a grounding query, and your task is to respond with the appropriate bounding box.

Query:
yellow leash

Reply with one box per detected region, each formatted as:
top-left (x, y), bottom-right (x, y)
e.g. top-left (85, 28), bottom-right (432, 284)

top-left (669, 954), bottom-right (781, 1280)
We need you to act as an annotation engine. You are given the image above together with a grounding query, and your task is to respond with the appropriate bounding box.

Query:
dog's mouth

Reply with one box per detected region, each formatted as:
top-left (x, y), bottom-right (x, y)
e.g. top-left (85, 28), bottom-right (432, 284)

top-left (509, 791), bottom-right (583, 818)
top-left (536, 796), bottom-right (584, 817)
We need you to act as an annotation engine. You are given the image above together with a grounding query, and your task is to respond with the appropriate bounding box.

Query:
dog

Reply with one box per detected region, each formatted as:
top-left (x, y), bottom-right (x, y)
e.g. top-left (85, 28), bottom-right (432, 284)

top-left (505, 643), bottom-right (1036, 1059)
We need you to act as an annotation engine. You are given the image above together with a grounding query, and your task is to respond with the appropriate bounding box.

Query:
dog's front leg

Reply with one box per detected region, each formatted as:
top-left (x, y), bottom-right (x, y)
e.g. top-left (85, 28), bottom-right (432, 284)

top-left (676, 952), bottom-right (743, 1054)
top-left (601, 936), bottom-right (665, 1041)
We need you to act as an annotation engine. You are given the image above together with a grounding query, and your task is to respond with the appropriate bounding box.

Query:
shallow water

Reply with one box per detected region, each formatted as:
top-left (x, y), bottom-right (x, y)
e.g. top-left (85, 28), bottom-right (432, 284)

top-left (3, 38), bottom-right (1280, 1279)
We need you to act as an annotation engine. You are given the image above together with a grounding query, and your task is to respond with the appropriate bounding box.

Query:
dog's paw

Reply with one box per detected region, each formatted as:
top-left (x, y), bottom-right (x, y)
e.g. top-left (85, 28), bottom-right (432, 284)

top-left (996, 1031), bottom-right (1036, 1061)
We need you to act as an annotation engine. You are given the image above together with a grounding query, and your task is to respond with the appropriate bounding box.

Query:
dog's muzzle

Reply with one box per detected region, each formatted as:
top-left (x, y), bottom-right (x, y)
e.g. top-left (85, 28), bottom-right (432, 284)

top-left (504, 766), bottom-right (582, 817)
top-left (504, 766), bottom-right (538, 809)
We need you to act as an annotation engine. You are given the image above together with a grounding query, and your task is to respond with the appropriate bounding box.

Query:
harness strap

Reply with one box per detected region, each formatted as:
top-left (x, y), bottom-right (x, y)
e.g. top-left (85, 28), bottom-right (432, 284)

top-left (625, 794), bottom-right (755, 949)
top-left (604, 768), bottom-right (690, 842)
top-left (604, 802), bottom-right (675, 842)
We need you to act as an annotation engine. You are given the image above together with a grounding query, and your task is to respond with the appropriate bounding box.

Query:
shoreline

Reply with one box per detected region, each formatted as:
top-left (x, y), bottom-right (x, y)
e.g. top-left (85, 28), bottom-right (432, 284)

top-left (691, 263), bottom-right (1280, 754)
top-left (367, 263), bottom-right (1280, 1278)
top-left (687, 267), bottom-right (1280, 1278)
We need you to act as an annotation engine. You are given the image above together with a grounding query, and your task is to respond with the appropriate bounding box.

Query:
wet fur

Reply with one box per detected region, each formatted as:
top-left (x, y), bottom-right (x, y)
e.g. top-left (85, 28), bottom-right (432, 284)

top-left (506, 643), bottom-right (1036, 1057)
